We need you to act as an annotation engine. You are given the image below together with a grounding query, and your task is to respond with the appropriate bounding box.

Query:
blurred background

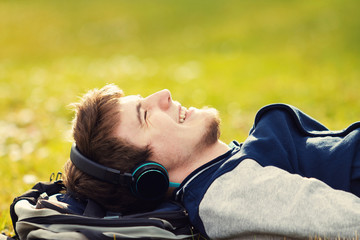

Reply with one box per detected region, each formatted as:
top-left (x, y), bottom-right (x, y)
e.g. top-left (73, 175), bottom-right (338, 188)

top-left (1, 0), bottom-right (360, 233)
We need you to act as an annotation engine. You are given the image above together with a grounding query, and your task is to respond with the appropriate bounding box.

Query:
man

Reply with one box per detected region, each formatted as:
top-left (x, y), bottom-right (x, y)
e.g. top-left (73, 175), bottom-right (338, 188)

top-left (64, 84), bottom-right (360, 239)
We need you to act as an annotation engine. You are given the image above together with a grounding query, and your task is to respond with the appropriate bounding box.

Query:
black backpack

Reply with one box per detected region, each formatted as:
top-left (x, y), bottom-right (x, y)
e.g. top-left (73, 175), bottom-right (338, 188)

top-left (9, 180), bottom-right (201, 240)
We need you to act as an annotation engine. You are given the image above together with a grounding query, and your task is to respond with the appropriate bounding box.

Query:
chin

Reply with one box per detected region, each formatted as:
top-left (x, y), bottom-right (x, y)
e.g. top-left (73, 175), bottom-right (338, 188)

top-left (196, 109), bottom-right (221, 148)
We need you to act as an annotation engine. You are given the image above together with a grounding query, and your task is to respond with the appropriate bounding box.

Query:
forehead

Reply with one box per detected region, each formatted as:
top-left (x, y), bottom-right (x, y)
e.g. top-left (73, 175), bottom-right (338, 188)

top-left (120, 95), bottom-right (140, 104)
top-left (116, 95), bottom-right (142, 141)
top-left (119, 95), bottom-right (140, 124)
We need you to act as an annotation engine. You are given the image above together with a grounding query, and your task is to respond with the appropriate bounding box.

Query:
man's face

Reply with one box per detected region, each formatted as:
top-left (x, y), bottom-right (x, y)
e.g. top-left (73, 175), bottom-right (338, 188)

top-left (115, 89), bottom-right (220, 173)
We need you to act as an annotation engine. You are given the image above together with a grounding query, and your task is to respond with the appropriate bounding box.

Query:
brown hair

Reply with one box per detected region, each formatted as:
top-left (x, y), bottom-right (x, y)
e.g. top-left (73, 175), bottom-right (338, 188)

top-left (63, 84), bottom-right (157, 213)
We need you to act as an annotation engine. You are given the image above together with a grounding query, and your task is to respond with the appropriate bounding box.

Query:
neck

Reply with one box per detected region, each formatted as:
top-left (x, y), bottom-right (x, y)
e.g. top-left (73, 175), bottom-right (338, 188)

top-left (170, 140), bottom-right (230, 184)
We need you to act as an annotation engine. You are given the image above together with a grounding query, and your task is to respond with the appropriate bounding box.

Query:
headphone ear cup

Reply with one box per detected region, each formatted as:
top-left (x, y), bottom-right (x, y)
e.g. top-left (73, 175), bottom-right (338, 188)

top-left (131, 162), bottom-right (169, 200)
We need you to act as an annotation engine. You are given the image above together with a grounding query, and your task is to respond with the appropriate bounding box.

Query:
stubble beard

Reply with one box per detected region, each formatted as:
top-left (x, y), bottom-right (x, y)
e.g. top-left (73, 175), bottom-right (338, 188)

top-left (195, 107), bottom-right (221, 151)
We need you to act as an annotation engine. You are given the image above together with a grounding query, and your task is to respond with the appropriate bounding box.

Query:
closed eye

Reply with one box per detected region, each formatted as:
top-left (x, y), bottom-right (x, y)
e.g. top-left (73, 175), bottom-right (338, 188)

top-left (144, 110), bottom-right (148, 122)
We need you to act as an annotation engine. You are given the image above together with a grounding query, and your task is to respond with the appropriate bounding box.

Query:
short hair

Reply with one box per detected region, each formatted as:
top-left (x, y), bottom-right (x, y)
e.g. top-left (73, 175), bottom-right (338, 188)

top-left (63, 84), bottom-right (157, 213)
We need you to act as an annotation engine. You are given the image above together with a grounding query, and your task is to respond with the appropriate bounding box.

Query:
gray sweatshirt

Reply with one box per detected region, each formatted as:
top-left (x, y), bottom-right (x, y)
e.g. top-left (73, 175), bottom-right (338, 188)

top-left (199, 158), bottom-right (360, 239)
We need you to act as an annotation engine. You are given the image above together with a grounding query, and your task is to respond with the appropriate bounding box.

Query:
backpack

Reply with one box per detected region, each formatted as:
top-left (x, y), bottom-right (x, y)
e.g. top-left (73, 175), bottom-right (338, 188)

top-left (10, 180), bottom-right (201, 240)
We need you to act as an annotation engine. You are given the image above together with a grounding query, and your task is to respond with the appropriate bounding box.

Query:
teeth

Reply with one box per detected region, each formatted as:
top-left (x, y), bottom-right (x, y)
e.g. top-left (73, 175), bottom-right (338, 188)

top-left (179, 106), bottom-right (186, 123)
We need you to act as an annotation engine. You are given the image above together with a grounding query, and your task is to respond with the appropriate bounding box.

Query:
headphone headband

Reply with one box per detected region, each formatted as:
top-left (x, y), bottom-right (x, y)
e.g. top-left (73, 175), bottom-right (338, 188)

top-left (70, 143), bottom-right (132, 185)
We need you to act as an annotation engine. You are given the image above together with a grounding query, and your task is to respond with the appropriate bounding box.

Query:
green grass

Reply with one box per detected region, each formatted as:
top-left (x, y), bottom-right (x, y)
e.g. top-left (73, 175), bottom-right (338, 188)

top-left (1, 0), bottom-right (360, 235)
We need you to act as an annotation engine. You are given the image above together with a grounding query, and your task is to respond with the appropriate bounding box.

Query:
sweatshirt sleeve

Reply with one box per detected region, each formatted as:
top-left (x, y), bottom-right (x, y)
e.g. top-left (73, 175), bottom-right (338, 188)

top-left (199, 159), bottom-right (360, 239)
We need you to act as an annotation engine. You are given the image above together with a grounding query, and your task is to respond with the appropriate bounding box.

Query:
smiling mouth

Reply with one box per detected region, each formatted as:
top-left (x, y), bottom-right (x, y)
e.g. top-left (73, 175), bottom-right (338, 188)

top-left (179, 106), bottom-right (187, 123)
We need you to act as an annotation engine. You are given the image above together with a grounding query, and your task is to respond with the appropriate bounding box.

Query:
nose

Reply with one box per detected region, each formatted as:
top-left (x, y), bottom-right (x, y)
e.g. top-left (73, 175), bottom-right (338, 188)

top-left (145, 89), bottom-right (172, 110)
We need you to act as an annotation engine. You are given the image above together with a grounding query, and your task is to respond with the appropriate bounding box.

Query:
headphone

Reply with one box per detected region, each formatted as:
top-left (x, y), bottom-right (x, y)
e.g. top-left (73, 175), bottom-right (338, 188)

top-left (70, 143), bottom-right (180, 201)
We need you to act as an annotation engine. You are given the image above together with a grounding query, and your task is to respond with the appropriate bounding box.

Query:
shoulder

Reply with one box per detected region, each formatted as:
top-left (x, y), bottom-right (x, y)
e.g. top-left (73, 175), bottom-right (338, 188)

top-left (251, 103), bottom-right (329, 135)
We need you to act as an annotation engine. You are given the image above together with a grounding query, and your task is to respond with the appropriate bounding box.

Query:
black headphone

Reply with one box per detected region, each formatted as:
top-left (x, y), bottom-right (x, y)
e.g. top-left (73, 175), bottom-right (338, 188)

top-left (70, 144), bottom-right (180, 201)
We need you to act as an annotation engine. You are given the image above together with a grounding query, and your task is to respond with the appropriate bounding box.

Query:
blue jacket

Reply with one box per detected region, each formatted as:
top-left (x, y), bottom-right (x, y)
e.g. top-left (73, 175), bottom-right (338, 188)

top-left (175, 104), bottom-right (360, 239)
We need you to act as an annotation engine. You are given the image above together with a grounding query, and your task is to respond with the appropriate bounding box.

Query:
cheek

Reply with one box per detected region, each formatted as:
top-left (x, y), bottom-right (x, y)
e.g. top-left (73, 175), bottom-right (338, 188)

top-left (151, 129), bottom-right (179, 149)
top-left (149, 130), bottom-right (184, 162)
top-left (149, 115), bottom-right (180, 138)
top-left (147, 115), bottom-right (187, 158)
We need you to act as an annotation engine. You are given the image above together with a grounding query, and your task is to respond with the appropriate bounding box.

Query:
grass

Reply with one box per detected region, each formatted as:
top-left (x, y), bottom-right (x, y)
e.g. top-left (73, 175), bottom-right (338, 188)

top-left (1, 0), bottom-right (360, 235)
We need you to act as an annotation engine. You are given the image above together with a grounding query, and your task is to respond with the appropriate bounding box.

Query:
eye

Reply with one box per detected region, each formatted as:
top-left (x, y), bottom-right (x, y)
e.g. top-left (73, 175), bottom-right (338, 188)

top-left (144, 110), bottom-right (148, 122)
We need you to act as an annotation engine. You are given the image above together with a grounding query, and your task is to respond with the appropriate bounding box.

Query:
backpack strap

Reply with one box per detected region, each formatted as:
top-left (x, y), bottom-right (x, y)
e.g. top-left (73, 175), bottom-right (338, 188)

top-left (35, 198), bottom-right (78, 214)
